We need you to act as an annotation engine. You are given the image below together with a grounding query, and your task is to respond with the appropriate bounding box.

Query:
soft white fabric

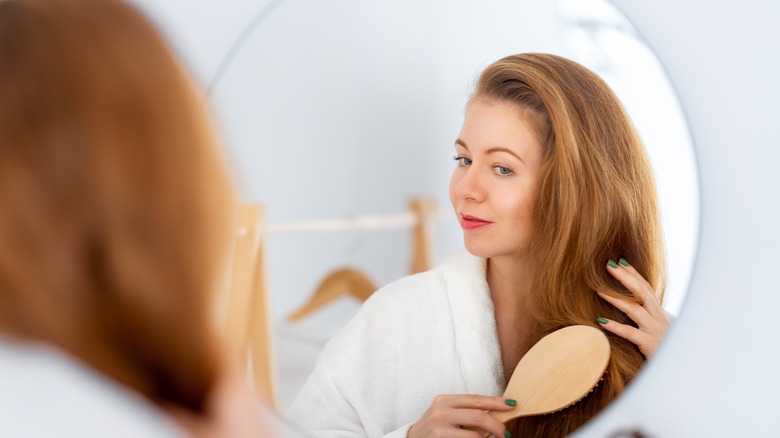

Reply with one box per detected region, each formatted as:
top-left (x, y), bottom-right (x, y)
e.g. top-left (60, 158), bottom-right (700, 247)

top-left (0, 338), bottom-right (185, 438)
top-left (285, 250), bottom-right (504, 438)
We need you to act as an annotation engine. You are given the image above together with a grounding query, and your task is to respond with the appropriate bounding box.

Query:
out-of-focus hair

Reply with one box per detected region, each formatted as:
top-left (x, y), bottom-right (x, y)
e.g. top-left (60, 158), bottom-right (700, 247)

top-left (0, 0), bottom-right (234, 412)
top-left (472, 53), bottom-right (666, 437)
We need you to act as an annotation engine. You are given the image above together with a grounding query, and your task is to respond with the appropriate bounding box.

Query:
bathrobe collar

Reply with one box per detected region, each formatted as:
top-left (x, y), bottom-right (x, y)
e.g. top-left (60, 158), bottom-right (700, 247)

top-left (441, 250), bottom-right (505, 395)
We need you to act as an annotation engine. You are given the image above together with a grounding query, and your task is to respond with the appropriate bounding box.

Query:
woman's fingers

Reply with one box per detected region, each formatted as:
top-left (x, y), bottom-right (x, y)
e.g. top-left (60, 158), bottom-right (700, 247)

top-left (600, 258), bottom-right (671, 358)
top-left (606, 259), bottom-right (649, 302)
top-left (435, 429), bottom-right (485, 438)
top-left (433, 394), bottom-right (516, 411)
top-left (597, 289), bottom-right (669, 358)
top-left (606, 259), bottom-right (668, 320)
top-left (597, 315), bottom-right (662, 358)
top-left (595, 316), bottom-right (647, 349)
top-left (445, 409), bottom-right (508, 438)
top-left (409, 395), bottom-right (513, 438)
top-left (596, 290), bottom-right (652, 328)
top-left (416, 412), bottom-right (491, 438)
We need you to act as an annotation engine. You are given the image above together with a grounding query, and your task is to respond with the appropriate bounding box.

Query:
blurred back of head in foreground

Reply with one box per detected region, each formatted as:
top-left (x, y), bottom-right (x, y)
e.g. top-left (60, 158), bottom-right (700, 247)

top-left (0, 0), bottom-right (235, 413)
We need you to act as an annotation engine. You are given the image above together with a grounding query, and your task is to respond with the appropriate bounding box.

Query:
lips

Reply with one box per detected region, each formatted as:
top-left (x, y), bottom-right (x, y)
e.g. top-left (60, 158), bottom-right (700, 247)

top-left (460, 214), bottom-right (493, 230)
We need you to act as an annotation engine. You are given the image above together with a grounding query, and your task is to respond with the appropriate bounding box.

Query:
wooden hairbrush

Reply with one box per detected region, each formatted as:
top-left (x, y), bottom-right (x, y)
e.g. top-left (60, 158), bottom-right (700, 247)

top-left (489, 325), bottom-right (611, 426)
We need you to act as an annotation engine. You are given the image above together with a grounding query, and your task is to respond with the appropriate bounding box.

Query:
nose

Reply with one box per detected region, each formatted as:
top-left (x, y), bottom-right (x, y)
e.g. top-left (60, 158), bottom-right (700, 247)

top-left (451, 164), bottom-right (485, 203)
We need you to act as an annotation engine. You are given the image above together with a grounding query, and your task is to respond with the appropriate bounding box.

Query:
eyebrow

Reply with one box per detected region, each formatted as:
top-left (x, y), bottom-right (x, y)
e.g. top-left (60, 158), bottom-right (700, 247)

top-left (454, 138), bottom-right (526, 164)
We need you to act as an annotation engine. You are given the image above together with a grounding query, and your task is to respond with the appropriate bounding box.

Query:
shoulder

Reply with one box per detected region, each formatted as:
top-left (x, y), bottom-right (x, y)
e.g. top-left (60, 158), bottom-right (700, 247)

top-left (358, 249), bottom-right (484, 315)
top-left (364, 250), bottom-right (485, 307)
top-left (335, 266), bottom-right (448, 342)
top-left (323, 250), bottom-right (485, 345)
top-left (361, 266), bottom-right (445, 310)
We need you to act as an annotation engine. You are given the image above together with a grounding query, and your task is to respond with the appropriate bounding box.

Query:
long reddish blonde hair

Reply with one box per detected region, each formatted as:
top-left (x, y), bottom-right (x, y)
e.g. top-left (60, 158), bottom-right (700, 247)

top-left (0, 0), bottom-right (234, 412)
top-left (473, 53), bottom-right (666, 436)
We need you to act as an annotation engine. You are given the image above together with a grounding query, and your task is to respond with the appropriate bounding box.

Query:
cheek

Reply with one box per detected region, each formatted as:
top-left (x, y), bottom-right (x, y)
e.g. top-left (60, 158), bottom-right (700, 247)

top-left (500, 187), bottom-right (535, 222)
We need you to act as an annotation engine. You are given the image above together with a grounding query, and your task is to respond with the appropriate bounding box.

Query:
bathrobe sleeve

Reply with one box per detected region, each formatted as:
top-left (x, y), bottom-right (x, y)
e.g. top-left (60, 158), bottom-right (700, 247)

top-left (286, 353), bottom-right (414, 437)
top-left (286, 251), bottom-right (504, 438)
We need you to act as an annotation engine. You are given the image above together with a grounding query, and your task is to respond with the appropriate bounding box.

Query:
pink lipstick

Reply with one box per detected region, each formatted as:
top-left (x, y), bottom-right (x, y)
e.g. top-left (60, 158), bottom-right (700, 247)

top-left (460, 214), bottom-right (493, 230)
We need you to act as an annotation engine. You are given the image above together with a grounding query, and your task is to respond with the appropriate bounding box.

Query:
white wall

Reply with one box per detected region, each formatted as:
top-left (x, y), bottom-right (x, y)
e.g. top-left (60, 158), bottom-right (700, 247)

top-left (129, 0), bottom-right (272, 89)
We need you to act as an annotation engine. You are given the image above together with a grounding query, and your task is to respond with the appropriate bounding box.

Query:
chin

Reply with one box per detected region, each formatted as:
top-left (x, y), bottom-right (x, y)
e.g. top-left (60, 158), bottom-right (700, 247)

top-left (463, 239), bottom-right (499, 259)
top-left (463, 237), bottom-right (526, 260)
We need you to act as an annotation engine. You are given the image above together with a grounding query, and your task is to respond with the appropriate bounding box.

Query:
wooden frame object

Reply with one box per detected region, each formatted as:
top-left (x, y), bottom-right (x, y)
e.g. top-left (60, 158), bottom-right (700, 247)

top-left (408, 196), bottom-right (437, 274)
top-left (223, 203), bottom-right (277, 409)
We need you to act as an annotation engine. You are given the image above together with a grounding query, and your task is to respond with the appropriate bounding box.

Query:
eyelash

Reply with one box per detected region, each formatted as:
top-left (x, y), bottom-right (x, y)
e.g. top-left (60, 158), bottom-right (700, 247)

top-left (494, 165), bottom-right (513, 176)
top-left (453, 155), bottom-right (472, 166)
top-left (453, 156), bottom-right (514, 177)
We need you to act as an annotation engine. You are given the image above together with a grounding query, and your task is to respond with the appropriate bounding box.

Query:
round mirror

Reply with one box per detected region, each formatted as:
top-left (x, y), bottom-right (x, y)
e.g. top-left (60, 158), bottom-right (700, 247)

top-left (209, 0), bottom-right (698, 421)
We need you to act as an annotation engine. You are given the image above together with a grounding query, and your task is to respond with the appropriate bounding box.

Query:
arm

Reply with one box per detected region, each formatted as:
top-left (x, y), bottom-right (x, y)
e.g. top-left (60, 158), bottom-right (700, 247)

top-left (289, 360), bottom-right (514, 438)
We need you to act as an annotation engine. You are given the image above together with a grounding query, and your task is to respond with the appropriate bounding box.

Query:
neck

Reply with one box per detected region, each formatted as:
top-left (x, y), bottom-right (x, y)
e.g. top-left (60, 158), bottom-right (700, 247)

top-left (486, 254), bottom-right (536, 382)
top-left (486, 254), bottom-right (532, 309)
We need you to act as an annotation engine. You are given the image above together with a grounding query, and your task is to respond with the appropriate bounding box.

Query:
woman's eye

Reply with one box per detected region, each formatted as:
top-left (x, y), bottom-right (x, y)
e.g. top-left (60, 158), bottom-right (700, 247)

top-left (453, 156), bottom-right (472, 166)
top-left (495, 166), bottom-right (513, 176)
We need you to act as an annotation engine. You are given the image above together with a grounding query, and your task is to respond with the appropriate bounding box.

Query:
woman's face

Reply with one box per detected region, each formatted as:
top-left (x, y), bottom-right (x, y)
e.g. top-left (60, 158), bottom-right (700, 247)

top-left (449, 99), bottom-right (544, 260)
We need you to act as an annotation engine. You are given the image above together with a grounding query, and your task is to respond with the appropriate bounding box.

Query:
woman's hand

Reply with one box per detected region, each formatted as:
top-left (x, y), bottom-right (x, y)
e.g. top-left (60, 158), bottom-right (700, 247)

top-left (408, 394), bottom-right (515, 438)
top-left (596, 258), bottom-right (670, 358)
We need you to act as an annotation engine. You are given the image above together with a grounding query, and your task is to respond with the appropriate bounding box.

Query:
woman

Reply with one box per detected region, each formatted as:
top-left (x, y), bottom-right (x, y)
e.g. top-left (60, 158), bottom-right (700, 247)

top-left (0, 0), bottom-right (275, 436)
top-left (286, 53), bottom-right (670, 437)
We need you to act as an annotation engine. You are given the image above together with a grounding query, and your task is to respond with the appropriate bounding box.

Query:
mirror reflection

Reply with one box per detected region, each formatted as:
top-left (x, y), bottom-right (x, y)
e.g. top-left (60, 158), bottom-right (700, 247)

top-left (210, 0), bottom-right (698, 434)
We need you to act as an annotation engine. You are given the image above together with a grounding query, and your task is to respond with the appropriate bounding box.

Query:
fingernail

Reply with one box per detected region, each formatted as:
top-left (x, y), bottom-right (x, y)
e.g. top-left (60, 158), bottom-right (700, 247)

top-left (619, 258), bottom-right (629, 267)
top-left (505, 430), bottom-right (512, 438)
top-left (505, 399), bottom-right (517, 406)
top-left (607, 259), bottom-right (618, 268)
top-left (597, 317), bottom-right (608, 324)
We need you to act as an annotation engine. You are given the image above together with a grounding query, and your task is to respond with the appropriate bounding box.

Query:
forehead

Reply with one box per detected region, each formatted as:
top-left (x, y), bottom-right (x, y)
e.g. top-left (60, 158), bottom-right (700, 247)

top-left (459, 100), bottom-right (544, 162)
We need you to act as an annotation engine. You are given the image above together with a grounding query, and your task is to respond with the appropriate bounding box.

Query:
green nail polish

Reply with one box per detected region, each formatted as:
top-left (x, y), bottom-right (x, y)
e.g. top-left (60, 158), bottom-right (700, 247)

top-left (505, 399), bottom-right (517, 406)
top-left (505, 430), bottom-right (512, 438)
top-left (619, 258), bottom-right (629, 267)
top-left (607, 259), bottom-right (618, 268)
top-left (597, 317), bottom-right (608, 324)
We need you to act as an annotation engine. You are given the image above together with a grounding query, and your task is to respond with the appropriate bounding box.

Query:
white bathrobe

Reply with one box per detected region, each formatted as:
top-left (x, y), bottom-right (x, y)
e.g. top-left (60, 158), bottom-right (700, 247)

top-left (286, 250), bottom-right (506, 438)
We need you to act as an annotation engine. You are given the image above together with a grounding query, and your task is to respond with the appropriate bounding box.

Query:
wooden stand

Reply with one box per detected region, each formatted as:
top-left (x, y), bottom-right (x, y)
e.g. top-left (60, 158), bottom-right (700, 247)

top-left (409, 196), bottom-right (437, 274)
top-left (223, 204), bottom-right (277, 409)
